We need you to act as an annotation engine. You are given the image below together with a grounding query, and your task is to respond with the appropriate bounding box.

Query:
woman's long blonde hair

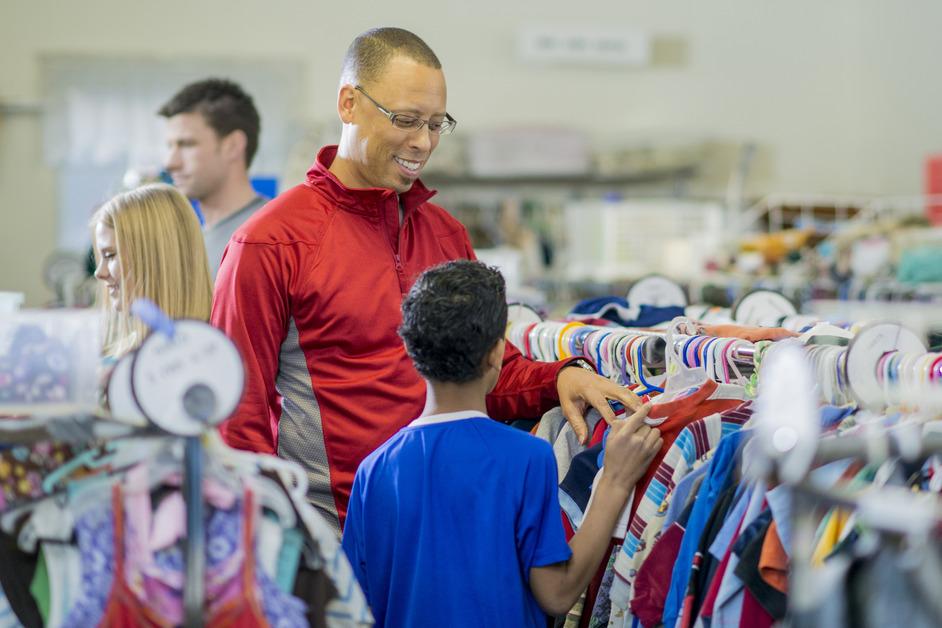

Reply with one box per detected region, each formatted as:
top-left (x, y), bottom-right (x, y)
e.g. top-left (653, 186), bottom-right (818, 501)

top-left (92, 183), bottom-right (213, 358)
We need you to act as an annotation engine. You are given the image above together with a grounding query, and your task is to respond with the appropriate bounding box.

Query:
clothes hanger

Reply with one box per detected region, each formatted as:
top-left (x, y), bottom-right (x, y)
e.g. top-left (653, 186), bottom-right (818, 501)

top-left (62, 433), bottom-right (299, 532)
top-left (634, 340), bottom-right (664, 395)
top-left (658, 317), bottom-right (710, 401)
top-left (203, 430), bottom-right (309, 504)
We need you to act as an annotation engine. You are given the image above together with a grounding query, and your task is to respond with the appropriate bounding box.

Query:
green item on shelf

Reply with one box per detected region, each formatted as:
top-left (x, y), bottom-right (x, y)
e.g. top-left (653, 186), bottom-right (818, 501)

top-left (897, 247), bottom-right (942, 284)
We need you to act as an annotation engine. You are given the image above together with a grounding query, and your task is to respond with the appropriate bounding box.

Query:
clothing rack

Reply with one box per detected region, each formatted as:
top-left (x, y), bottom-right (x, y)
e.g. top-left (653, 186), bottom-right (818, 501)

top-left (788, 427), bottom-right (942, 626)
top-left (507, 320), bottom-right (758, 391)
top-left (751, 343), bottom-right (942, 626)
top-left (183, 437), bottom-right (206, 628)
top-left (0, 306), bottom-right (374, 627)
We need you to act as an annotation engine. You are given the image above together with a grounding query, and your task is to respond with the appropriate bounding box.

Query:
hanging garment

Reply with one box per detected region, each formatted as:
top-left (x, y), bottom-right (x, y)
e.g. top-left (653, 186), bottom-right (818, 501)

top-left (672, 485), bottom-right (738, 628)
top-left (61, 483), bottom-right (309, 628)
top-left (695, 496), bottom-right (750, 626)
top-left (0, 441), bottom-right (75, 511)
top-left (31, 542), bottom-right (81, 628)
top-left (552, 409), bottom-right (607, 483)
top-left (732, 515), bottom-right (787, 621)
top-left (568, 297), bottom-right (685, 328)
top-left (630, 517), bottom-right (690, 626)
top-left (569, 384), bottom-right (746, 628)
top-left (0, 591), bottom-right (21, 628)
top-left (0, 527), bottom-right (41, 627)
top-left (711, 506), bottom-right (772, 628)
top-left (604, 404), bottom-right (752, 626)
top-left (679, 485), bottom-right (743, 627)
top-left (661, 430), bottom-right (750, 628)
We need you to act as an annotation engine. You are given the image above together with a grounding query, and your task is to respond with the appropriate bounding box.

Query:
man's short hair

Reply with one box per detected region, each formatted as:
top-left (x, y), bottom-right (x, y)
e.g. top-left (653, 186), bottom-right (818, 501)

top-left (341, 27), bottom-right (441, 87)
top-left (158, 78), bottom-right (261, 167)
top-left (399, 261), bottom-right (507, 384)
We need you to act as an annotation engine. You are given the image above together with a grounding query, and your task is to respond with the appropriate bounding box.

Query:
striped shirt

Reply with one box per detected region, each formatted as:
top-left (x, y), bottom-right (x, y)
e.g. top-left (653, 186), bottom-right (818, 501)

top-left (604, 402), bottom-right (753, 626)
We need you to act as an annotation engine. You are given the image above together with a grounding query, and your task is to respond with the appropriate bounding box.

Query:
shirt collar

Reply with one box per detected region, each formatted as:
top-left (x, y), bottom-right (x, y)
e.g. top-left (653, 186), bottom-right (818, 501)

top-left (408, 410), bottom-right (489, 428)
top-left (305, 145), bottom-right (437, 218)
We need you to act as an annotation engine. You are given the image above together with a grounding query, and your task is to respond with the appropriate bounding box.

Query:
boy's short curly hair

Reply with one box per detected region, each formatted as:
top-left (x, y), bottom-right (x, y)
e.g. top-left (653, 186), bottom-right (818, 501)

top-left (399, 261), bottom-right (507, 383)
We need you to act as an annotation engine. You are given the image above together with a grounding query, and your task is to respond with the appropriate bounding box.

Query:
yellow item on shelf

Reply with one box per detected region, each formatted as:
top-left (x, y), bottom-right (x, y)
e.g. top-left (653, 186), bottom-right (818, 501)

top-left (740, 229), bottom-right (814, 265)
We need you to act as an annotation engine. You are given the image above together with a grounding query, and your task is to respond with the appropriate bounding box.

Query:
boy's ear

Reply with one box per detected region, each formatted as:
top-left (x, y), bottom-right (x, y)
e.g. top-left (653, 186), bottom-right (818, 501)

top-left (487, 338), bottom-right (505, 373)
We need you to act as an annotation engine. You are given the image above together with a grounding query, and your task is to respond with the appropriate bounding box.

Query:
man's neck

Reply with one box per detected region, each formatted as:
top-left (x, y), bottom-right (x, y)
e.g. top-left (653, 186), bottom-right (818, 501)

top-left (199, 175), bottom-right (258, 230)
top-left (420, 380), bottom-right (489, 418)
top-left (327, 153), bottom-right (367, 191)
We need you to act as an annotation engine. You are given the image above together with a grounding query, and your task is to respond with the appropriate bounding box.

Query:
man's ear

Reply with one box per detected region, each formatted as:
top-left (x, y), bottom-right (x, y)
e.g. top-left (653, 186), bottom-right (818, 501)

top-left (221, 129), bottom-right (248, 166)
top-left (338, 84), bottom-right (358, 124)
top-left (487, 338), bottom-right (506, 373)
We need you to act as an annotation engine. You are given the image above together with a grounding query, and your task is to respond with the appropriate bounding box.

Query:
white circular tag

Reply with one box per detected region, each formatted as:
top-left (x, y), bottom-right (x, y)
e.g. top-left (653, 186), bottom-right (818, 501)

top-left (130, 320), bottom-right (244, 435)
top-left (106, 353), bottom-right (147, 427)
top-left (845, 322), bottom-right (925, 409)
top-left (627, 275), bottom-right (688, 308)
top-left (507, 303), bottom-right (542, 327)
top-left (732, 289), bottom-right (797, 326)
top-left (752, 342), bottom-right (820, 483)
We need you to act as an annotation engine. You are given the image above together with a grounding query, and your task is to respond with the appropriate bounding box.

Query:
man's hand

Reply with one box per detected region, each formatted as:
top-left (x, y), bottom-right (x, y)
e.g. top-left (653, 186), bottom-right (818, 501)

top-left (601, 403), bottom-right (661, 490)
top-left (556, 366), bottom-right (645, 445)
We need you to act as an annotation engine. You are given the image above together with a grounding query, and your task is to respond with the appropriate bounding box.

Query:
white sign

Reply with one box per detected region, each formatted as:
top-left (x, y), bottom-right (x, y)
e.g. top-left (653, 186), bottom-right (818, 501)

top-left (517, 26), bottom-right (650, 67)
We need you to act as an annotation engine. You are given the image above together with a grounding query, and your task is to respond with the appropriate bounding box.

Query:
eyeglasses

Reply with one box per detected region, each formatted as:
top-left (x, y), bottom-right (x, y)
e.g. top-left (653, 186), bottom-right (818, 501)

top-left (355, 85), bottom-right (457, 136)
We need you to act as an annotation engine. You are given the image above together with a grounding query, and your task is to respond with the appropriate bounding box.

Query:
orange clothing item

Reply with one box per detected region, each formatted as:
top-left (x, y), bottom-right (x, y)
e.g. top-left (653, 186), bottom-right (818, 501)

top-left (701, 324), bottom-right (799, 343)
top-left (631, 379), bottom-right (746, 516)
top-left (98, 485), bottom-right (271, 628)
top-left (758, 520), bottom-right (788, 594)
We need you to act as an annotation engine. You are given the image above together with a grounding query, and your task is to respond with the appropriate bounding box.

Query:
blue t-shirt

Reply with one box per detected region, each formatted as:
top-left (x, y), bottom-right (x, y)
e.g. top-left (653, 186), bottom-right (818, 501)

top-left (341, 411), bottom-right (573, 628)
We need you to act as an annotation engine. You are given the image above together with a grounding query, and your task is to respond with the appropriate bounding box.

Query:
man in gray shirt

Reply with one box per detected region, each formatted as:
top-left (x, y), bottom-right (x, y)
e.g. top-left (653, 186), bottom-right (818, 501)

top-left (159, 79), bottom-right (268, 279)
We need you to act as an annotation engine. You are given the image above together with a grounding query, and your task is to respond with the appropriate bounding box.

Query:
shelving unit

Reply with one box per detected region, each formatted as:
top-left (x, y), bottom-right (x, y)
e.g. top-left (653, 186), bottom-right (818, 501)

top-left (423, 164), bottom-right (698, 196)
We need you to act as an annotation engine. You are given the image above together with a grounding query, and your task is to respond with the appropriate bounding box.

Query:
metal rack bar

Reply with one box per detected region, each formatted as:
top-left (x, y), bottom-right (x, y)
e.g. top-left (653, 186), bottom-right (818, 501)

top-left (183, 436), bottom-right (205, 628)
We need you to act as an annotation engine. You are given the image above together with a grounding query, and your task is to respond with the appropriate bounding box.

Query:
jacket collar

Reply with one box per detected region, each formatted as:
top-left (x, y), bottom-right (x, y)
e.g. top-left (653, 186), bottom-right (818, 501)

top-left (305, 145), bottom-right (437, 217)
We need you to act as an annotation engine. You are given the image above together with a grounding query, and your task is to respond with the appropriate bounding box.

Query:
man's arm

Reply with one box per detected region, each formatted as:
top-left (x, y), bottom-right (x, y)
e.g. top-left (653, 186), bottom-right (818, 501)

top-left (485, 341), bottom-right (579, 421)
top-left (529, 405), bottom-right (661, 616)
top-left (211, 239), bottom-right (288, 453)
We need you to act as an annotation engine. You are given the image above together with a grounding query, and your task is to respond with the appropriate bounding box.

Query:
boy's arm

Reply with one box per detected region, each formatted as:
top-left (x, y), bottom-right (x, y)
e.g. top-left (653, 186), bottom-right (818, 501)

top-left (529, 405), bottom-right (661, 616)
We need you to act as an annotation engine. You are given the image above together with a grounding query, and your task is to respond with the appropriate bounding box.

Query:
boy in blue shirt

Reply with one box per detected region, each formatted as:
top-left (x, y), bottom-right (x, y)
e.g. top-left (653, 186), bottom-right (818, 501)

top-left (341, 260), bottom-right (661, 627)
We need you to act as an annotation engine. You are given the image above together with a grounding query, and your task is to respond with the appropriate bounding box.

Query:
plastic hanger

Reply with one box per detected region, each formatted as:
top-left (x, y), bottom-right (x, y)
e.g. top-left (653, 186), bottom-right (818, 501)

top-left (658, 317), bottom-right (710, 401)
top-left (634, 340), bottom-right (664, 395)
top-left (63, 433), bottom-right (299, 532)
top-left (202, 430), bottom-right (309, 504)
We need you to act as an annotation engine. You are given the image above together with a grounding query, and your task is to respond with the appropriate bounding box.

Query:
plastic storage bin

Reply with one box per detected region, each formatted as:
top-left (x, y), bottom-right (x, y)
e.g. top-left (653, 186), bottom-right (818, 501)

top-left (0, 309), bottom-right (102, 416)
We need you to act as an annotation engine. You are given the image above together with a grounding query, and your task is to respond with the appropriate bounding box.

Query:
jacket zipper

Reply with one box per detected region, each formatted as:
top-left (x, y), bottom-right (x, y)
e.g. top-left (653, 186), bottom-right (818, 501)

top-left (385, 202), bottom-right (407, 294)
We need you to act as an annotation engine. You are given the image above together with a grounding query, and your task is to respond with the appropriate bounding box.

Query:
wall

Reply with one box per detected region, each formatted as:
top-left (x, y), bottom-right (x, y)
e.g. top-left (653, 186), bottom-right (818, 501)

top-left (1, 0), bottom-right (939, 304)
top-left (848, 0), bottom-right (942, 195)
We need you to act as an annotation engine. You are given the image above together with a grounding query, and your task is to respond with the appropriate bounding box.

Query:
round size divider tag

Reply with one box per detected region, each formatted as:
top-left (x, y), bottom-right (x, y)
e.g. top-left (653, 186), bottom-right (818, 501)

top-left (106, 353), bottom-right (148, 427)
top-left (845, 322), bottom-right (925, 409)
top-left (627, 274), bottom-right (688, 308)
top-left (732, 289), bottom-right (797, 326)
top-left (507, 303), bottom-right (543, 327)
top-left (130, 320), bottom-right (244, 436)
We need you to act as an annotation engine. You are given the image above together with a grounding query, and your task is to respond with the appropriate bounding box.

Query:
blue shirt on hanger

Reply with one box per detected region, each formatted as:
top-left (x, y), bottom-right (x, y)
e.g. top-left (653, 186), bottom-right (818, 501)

top-left (662, 429), bottom-right (750, 628)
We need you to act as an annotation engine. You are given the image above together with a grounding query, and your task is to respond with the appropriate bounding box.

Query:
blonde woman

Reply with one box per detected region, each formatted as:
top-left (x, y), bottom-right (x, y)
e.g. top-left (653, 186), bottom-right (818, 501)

top-left (91, 183), bottom-right (212, 359)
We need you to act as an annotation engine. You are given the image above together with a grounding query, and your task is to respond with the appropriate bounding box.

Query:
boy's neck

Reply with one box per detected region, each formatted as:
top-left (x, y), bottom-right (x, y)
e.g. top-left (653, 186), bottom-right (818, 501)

top-left (420, 379), bottom-right (490, 418)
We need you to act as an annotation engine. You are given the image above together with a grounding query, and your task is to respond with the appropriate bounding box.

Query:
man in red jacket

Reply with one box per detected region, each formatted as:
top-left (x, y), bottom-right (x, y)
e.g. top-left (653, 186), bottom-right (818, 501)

top-left (211, 27), bottom-right (641, 533)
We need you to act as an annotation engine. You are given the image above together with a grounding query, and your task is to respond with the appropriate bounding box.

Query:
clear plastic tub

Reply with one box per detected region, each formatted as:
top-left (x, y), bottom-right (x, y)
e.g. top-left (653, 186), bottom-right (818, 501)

top-left (0, 309), bottom-right (102, 416)
top-left (0, 292), bottom-right (24, 314)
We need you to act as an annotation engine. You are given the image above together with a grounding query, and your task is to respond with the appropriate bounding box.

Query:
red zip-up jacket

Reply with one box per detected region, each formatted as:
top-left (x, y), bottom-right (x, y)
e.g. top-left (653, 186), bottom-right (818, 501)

top-left (212, 146), bottom-right (573, 532)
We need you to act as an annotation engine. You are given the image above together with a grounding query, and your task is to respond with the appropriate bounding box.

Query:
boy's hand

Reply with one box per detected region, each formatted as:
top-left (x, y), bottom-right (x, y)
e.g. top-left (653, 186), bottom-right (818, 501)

top-left (601, 403), bottom-right (661, 491)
